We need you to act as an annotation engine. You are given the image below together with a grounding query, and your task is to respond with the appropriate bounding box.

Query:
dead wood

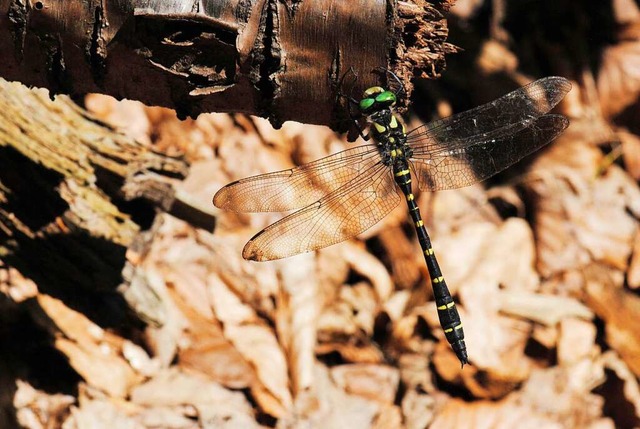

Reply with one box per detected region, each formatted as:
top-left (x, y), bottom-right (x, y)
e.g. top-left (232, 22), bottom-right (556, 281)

top-left (0, 78), bottom-right (197, 327)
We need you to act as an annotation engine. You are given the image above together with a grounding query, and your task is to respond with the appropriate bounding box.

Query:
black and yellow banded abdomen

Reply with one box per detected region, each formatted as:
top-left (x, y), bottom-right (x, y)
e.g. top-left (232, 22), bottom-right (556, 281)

top-left (392, 160), bottom-right (468, 366)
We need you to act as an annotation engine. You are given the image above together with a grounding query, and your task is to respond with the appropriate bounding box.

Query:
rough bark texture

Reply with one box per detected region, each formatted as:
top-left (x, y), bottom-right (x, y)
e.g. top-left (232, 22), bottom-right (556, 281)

top-left (0, 0), bottom-right (455, 129)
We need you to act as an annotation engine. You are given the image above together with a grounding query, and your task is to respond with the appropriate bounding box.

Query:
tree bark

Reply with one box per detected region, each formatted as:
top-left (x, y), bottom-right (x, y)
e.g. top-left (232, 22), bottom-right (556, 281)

top-left (0, 0), bottom-right (455, 129)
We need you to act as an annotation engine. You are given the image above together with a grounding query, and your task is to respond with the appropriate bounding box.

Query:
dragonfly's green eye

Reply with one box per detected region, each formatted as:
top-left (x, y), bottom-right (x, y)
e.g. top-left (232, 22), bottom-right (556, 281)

top-left (375, 91), bottom-right (396, 105)
top-left (359, 97), bottom-right (375, 112)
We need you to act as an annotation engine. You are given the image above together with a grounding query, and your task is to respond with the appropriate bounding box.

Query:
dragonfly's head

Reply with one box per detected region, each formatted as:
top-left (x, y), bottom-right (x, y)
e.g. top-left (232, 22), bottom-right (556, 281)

top-left (359, 87), bottom-right (397, 114)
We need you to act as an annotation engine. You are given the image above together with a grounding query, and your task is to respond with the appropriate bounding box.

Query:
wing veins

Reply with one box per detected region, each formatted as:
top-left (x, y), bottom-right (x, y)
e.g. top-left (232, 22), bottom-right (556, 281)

top-left (214, 144), bottom-right (380, 212)
top-left (406, 77), bottom-right (571, 148)
top-left (408, 114), bottom-right (569, 191)
top-left (242, 161), bottom-right (399, 260)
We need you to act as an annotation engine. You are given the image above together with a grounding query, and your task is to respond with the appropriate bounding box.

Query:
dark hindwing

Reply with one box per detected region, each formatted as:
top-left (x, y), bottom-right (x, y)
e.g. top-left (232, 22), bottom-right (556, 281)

top-left (406, 77), bottom-right (571, 191)
top-left (409, 115), bottom-right (569, 191)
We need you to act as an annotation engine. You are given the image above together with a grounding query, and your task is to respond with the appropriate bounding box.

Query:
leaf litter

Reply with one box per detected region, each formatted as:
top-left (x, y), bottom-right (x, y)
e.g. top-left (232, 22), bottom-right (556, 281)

top-left (7, 2), bottom-right (640, 427)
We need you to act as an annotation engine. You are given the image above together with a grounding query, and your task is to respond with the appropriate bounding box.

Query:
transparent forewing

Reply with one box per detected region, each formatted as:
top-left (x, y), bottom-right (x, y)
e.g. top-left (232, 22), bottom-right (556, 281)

top-left (409, 115), bottom-right (569, 191)
top-left (242, 164), bottom-right (400, 261)
top-left (213, 144), bottom-right (380, 212)
top-left (406, 76), bottom-right (571, 152)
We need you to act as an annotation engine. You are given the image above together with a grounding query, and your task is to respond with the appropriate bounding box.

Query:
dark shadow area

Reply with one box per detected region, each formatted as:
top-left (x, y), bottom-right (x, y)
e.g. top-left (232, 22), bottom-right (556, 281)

top-left (5, 232), bottom-right (131, 329)
top-left (593, 368), bottom-right (640, 429)
top-left (0, 294), bottom-right (81, 429)
top-left (92, 162), bottom-right (157, 231)
top-left (0, 146), bottom-right (138, 329)
top-left (523, 335), bottom-right (557, 366)
top-left (0, 136), bottom-right (155, 425)
top-left (0, 146), bottom-right (68, 232)
top-left (504, 0), bottom-right (615, 77)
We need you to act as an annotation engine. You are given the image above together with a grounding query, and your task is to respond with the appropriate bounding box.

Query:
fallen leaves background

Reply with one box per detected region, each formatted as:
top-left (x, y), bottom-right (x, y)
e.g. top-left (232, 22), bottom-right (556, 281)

top-left (4, 0), bottom-right (640, 428)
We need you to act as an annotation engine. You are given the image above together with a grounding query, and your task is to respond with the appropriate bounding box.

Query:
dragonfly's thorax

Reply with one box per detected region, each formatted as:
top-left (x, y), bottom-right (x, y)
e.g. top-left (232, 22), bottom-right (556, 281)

top-left (367, 109), bottom-right (411, 166)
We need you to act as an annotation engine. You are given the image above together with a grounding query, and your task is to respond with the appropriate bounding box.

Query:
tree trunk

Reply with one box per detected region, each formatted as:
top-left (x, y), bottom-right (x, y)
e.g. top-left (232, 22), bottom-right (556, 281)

top-left (0, 0), bottom-right (455, 129)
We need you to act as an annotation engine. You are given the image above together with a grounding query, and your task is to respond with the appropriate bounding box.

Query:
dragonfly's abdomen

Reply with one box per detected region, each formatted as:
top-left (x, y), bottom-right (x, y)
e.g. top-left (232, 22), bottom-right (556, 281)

top-left (369, 107), bottom-right (468, 366)
top-left (392, 158), bottom-right (469, 366)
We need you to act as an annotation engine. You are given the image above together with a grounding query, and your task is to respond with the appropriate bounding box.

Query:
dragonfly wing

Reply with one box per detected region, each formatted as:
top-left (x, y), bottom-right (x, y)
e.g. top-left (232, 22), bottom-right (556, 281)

top-left (242, 164), bottom-right (400, 261)
top-left (406, 76), bottom-right (571, 150)
top-left (409, 114), bottom-right (569, 191)
top-left (213, 144), bottom-right (380, 212)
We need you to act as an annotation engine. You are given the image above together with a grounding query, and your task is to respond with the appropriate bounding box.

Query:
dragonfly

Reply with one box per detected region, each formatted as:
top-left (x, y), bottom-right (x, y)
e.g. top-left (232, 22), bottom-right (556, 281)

top-left (213, 75), bottom-right (571, 366)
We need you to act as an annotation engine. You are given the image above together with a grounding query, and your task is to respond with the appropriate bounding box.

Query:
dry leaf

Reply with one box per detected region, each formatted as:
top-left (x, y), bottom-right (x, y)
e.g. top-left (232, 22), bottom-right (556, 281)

top-left (0, 264), bottom-right (38, 303)
top-left (612, 0), bottom-right (640, 25)
top-left (315, 342), bottom-right (385, 364)
top-left (598, 41), bottom-right (640, 118)
top-left (342, 241), bottom-right (394, 302)
top-left (629, 230), bottom-right (640, 288)
top-left (377, 226), bottom-right (422, 290)
top-left (63, 398), bottom-right (141, 429)
top-left (330, 364), bottom-right (399, 404)
top-left (210, 276), bottom-right (293, 415)
top-left (530, 138), bottom-right (639, 276)
top-left (85, 94), bottom-right (152, 145)
top-left (585, 265), bottom-right (640, 376)
top-left (317, 281), bottom-right (378, 344)
top-left (14, 380), bottom-right (74, 429)
top-left (131, 368), bottom-right (256, 426)
top-left (557, 318), bottom-right (597, 365)
top-left (518, 362), bottom-right (608, 428)
top-left (600, 351), bottom-right (640, 426)
top-left (371, 404), bottom-right (403, 429)
top-left (274, 254), bottom-right (319, 395)
top-left (277, 363), bottom-right (383, 429)
top-left (450, 0), bottom-right (485, 19)
top-left (315, 245), bottom-right (351, 299)
top-left (476, 40), bottom-right (519, 75)
top-left (30, 295), bottom-right (142, 398)
top-left (430, 397), bottom-right (562, 429)
top-left (498, 291), bottom-right (593, 326)
top-left (531, 324), bottom-right (559, 351)
top-left (401, 389), bottom-right (436, 429)
top-left (174, 289), bottom-right (255, 389)
top-left (619, 130), bottom-right (640, 181)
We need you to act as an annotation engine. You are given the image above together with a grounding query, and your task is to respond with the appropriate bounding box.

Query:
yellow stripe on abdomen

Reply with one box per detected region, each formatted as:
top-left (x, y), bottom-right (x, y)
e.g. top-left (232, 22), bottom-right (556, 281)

top-left (437, 302), bottom-right (456, 310)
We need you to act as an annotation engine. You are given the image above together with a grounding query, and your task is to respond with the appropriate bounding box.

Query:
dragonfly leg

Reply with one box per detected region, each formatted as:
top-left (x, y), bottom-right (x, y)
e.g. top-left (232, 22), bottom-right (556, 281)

top-left (331, 67), bottom-right (370, 140)
top-left (373, 67), bottom-right (406, 98)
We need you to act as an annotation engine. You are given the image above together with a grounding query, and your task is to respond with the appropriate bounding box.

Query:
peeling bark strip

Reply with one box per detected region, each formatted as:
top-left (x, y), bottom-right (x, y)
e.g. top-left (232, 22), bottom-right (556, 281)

top-left (0, 0), bottom-right (454, 127)
top-left (88, 4), bottom-right (108, 86)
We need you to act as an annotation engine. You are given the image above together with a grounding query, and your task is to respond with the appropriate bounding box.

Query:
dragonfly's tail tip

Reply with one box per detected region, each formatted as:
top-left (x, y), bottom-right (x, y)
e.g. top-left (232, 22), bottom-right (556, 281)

top-left (458, 353), bottom-right (469, 369)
